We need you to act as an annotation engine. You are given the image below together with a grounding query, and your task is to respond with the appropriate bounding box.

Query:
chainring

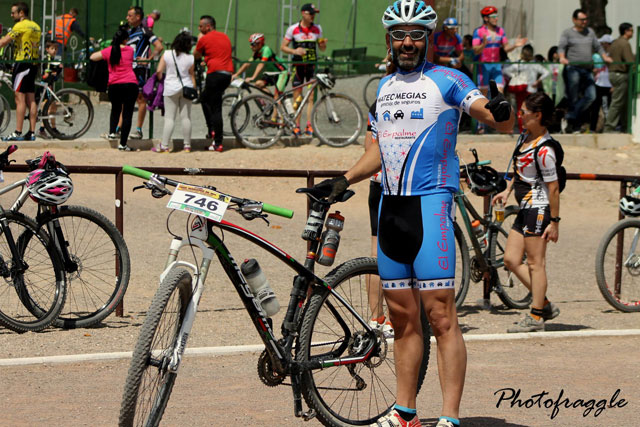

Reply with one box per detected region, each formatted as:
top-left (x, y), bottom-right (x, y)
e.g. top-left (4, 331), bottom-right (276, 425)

top-left (257, 349), bottom-right (286, 387)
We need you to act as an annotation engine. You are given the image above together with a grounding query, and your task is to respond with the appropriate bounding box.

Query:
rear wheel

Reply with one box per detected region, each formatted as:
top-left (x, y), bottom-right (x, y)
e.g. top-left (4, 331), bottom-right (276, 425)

top-left (230, 93), bottom-right (284, 149)
top-left (454, 222), bottom-right (471, 308)
top-left (298, 257), bottom-right (430, 426)
top-left (119, 268), bottom-right (192, 426)
top-left (488, 206), bottom-right (532, 309)
top-left (311, 93), bottom-right (363, 147)
top-left (43, 88), bottom-right (94, 140)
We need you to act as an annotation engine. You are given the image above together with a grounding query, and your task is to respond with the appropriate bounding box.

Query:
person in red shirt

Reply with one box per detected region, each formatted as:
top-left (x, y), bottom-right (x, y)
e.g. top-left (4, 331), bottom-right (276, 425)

top-left (194, 15), bottom-right (233, 152)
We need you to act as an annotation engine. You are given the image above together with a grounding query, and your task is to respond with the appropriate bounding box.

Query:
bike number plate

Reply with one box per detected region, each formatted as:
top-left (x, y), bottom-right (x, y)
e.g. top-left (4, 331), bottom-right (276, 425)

top-left (167, 183), bottom-right (230, 222)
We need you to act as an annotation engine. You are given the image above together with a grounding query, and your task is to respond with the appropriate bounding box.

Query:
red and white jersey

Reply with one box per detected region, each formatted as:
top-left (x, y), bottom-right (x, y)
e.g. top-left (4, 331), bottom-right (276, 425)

top-left (284, 22), bottom-right (323, 62)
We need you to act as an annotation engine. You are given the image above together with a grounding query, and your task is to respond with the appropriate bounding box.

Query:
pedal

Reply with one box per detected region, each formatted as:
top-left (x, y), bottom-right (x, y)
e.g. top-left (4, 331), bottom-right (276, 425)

top-left (302, 409), bottom-right (316, 421)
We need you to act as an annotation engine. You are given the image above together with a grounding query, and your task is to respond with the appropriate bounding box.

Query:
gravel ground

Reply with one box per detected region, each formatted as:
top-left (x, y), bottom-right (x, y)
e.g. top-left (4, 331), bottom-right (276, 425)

top-left (0, 138), bottom-right (638, 358)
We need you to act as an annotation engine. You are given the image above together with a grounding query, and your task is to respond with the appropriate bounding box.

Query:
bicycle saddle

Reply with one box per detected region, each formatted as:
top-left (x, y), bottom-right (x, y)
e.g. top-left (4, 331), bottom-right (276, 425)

top-left (296, 187), bottom-right (354, 203)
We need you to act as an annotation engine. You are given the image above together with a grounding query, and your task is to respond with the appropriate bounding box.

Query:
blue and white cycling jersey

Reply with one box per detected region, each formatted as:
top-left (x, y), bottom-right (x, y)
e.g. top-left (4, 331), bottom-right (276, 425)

top-left (370, 61), bottom-right (484, 196)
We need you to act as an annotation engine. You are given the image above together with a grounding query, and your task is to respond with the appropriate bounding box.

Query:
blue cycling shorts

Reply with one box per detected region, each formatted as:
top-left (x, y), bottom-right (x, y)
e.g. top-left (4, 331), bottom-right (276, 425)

top-left (478, 63), bottom-right (504, 88)
top-left (377, 192), bottom-right (456, 291)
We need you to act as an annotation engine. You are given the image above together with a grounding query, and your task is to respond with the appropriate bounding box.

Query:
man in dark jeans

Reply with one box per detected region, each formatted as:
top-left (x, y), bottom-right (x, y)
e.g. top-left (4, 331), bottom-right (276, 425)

top-left (194, 15), bottom-right (233, 152)
top-left (558, 8), bottom-right (611, 133)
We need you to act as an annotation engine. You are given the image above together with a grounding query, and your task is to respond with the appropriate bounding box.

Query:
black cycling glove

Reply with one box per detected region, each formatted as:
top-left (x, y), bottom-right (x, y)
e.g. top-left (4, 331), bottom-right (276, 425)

top-left (484, 80), bottom-right (511, 122)
top-left (313, 175), bottom-right (349, 203)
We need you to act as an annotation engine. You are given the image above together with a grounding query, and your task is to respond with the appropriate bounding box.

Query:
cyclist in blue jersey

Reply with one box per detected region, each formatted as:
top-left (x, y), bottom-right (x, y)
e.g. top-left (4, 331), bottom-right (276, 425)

top-left (315, 2), bottom-right (514, 426)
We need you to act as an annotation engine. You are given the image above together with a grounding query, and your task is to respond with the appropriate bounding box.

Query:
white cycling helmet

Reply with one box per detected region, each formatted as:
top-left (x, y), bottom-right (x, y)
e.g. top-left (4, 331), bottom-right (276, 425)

top-left (316, 73), bottom-right (335, 89)
top-left (620, 195), bottom-right (640, 217)
top-left (382, 0), bottom-right (438, 32)
top-left (27, 168), bottom-right (74, 206)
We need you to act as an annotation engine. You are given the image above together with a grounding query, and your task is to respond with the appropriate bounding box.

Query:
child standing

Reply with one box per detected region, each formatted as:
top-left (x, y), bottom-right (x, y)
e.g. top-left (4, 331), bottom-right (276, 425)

top-left (38, 40), bottom-right (62, 138)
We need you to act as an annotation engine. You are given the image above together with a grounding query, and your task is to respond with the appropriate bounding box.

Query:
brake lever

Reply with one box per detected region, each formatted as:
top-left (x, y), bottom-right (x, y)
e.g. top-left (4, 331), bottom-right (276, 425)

top-left (132, 185), bottom-right (146, 192)
top-left (241, 211), bottom-right (270, 226)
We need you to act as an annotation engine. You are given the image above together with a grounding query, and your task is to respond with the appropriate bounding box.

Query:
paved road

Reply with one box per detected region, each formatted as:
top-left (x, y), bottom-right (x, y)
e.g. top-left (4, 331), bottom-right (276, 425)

top-left (1, 335), bottom-right (637, 426)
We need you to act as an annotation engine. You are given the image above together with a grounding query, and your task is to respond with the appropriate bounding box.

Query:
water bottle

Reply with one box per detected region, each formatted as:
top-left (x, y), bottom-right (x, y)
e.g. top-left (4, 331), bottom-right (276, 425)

top-left (495, 201), bottom-right (505, 223)
top-left (292, 95), bottom-right (303, 110)
top-left (283, 97), bottom-right (294, 116)
top-left (471, 219), bottom-right (486, 250)
top-left (302, 207), bottom-right (324, 241)
top-left (317, 212), bottom-right (344, 266)
top-left (241, 259), bottom-right (280, 317)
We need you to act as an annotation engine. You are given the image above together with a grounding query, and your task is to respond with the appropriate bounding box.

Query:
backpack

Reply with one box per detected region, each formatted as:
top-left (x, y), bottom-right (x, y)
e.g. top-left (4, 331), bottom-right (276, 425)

top-left (533, 138), bottom-right (566, 193)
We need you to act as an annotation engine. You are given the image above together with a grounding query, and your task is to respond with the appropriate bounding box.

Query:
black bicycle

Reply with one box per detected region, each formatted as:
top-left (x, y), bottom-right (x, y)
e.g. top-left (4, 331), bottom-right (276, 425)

top-left (118, 165), bottom-right (430, 426)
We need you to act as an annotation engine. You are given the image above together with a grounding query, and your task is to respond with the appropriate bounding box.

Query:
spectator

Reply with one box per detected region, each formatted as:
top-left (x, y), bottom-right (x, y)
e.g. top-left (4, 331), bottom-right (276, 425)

top-left (125, 6), bottom-right (164, 140)
top-left (503, 44), bottom-right (550, 132)
top-left (462, 34), bottom-right (475, 73)
top-left (604, 23), bottom-right (635, 133)
top-left (493, 92), bottom-right (561, 333)
top-left (0, 2), bottom-right (41, 141)
top-left (433, 18), bottom-right (466, 73)
top-left (90, 25), bottom-right (138, 151)
top-left (194, 15), bottom-right (234, 152)
top-left (558, 8), bottom-right (612, 133)
top-left (543, 46), bottom-right (564, 105)
top-left (472, 5), bottom-right (527, 93)
top-left (48, 7), bottom-right (87, 54)
top-left (590, 34), bottom-right (613, 132)
top-left (152, 31), bottom-right (196, 153)
top-left (280, 3), bottom-right (327, 137)
top-left (37, 40), bottom-right (62, 139)
top-left (144, 10), bottom-right (160, 31)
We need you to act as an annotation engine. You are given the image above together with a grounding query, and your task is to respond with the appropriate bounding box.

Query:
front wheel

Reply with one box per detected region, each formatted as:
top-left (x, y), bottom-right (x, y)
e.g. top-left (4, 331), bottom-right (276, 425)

top-left (222, 92), bottom-right (244, 136)
top-left (595, 218), bottom-right (640, 312)
top-left (298, 257), bottom-right (430, 426)
top-left (119, 268), bottom-right (193, 427)
top-left (230, 93), bottom-right (284, 149)
top-left (311, 93), bottom-right (363, 147)
top-left (36, 205), bottom-right (131, 328)
top-left (488, 206), bottom-right (532, 309)
top-left (363, 75), bottom-right (382, 108)
top-left (43, 88), bottom-right (94, 140)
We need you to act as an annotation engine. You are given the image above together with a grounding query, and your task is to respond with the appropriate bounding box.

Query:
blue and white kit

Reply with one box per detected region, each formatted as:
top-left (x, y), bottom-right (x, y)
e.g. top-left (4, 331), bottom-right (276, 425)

top-left (369, 61), bottom-right (484, 291)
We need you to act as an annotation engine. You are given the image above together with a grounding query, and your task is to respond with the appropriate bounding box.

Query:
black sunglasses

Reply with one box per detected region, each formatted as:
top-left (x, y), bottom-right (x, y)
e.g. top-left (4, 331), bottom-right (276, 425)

top-left (389, 29), bottom-right (427, 41)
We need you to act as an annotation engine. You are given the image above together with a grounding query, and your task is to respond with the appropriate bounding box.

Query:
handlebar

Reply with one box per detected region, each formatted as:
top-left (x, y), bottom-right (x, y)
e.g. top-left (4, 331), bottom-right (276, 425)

top-left (122, 165), bottom-right (294, 219)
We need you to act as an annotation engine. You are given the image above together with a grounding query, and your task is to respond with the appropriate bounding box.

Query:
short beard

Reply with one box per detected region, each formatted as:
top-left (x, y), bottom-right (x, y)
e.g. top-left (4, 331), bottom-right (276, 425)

top-left (392, 45), bottom-right (426, 71)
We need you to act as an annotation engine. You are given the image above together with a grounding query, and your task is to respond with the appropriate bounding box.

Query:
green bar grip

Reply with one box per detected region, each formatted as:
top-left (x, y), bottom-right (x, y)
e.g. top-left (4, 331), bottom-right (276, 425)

top-left (263, 203), bottom-right (294, 219)
top-left (477, 160), bottom-right (491, 166)
top-left (122, 165), bottom-right (153, 179)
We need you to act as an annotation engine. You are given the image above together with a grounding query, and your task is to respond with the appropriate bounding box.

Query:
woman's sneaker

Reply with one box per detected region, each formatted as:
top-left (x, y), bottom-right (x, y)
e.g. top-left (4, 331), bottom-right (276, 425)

top-left (183, 146), bottom-right (191, 153)
top-left (369, 409), bottom-right (420, 427)
top-left (507, 314), bottom-right (544, 333)
top-left (541, 302), bottom-right (560, 321)
top-left (130, 128), bottom-right (143, 139)
top-left (151, 146), bottom-right (169, 153)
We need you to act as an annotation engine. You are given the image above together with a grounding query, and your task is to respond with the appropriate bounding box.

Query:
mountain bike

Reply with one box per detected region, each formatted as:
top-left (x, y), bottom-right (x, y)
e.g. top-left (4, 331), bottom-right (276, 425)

top-left (0, 70), bottom-right (94, 140)
top-left (0, 146), bottom-right (130, 328)
top-left (595, 181), bottom-right (640, 312)
top-left (222, 77), bottom-right (274, 136)
top-left (118, 165), bottom-right (431, 426)
top-left (0, 147), bottom-right (67, 333)
top-left (230, 72), bottom-right (363, 149)
top-left (454, 149), bottom-right (531, 309)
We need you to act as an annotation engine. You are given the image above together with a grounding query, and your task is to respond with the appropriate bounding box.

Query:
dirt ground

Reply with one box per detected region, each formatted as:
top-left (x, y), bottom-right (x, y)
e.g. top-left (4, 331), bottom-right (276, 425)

top-left (0, 138), bottom-right (639, 426)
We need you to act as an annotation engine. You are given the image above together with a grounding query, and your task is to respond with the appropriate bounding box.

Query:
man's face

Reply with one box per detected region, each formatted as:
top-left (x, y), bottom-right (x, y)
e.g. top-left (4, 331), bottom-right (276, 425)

top-left (301, 11), bottom-right (315, 25)
top-left (573, 13), bottom-right (588, 30)
top-left (126, 9), bottom-right (141, 27)
top-left (625, 27), bottom-right (634, 39)
top-left (10, 6), bottom-right (22, 22)
top-left (199, 19), bottom-right (212, 34)
top-left (444, 26), bottom-right (457, 37)
top-left (250, 42), bottom-right (261, 52)
top-left (387, 24), bottom-right (428, 71)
